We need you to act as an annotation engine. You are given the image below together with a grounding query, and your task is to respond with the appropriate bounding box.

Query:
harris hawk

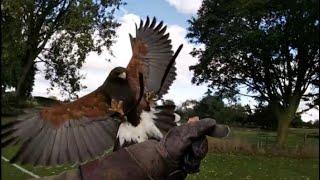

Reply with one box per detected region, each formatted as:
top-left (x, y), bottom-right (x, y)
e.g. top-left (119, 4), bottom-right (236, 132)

top-left (1, 16), bottom-right (183, 166)
top-left (113, 16), bottom-right (183, 150)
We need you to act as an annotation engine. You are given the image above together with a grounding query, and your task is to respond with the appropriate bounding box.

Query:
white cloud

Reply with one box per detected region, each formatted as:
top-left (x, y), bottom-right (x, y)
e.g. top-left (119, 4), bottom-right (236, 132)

top-left (165, 0), bottom-right (202, 14)
top-left (162, 24), bottom-right (207, 104)
top-left (301, 108), bottom-right (319, 122)
top-left (298, 102), bottom-right (319, 122)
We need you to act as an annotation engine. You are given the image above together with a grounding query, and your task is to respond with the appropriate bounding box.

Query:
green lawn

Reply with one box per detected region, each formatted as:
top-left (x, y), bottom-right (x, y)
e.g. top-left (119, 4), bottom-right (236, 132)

top-left (2, 145), bottom-right (74, 180)
top-left (2, 151), bottom-right (318, 180)
top-left (188, 153), bottom-right (319, 180)
top-left (230, 127), bottom-right (319, 148)
top-left (2, 159), bottom-right (32, 180)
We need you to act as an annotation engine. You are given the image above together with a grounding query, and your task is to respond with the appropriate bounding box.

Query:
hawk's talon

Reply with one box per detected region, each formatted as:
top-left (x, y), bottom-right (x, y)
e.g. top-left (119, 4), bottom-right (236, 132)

top-left (109, 99), bottom-right (125, 117)
top-left (145, 91), bottom-right (156, 103)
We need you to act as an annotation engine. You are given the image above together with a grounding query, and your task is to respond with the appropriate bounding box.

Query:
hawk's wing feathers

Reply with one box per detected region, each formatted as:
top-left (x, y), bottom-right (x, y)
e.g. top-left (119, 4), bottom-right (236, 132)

top-left (1, 92), bottom-right (120, 166)
top-left (2, 112), bottom-right (119, 166)
top-left (159, 44), bottom-right (183, 95)
top-left (127, 16), bottom-right (183, 99)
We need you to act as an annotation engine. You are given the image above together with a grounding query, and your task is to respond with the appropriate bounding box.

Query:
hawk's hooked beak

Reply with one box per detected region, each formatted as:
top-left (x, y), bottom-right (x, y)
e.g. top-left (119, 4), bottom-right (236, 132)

top-left (118, 72), bottom-right (127, 79)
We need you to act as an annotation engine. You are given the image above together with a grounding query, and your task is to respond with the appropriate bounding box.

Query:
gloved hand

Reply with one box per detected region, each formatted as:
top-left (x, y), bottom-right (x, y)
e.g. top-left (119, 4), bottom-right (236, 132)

top-left (82, 118), bottom-right (228, 180)
top-left (157, 118), bottom-right (229, 179)
top-left (181, 118), bottom-right (230, 176)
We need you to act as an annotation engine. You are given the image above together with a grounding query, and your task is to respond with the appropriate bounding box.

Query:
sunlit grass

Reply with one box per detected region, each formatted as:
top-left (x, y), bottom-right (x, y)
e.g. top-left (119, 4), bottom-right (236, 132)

top-left (187, 153), bottom-right (319, 180)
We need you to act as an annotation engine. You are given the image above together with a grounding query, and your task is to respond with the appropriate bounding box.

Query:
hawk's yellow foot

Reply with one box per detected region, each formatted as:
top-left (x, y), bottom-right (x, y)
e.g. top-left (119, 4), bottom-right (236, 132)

top-left (109, 99), bottom-right (125, 117)
top-left (145, 91), bottom-right (156, 103)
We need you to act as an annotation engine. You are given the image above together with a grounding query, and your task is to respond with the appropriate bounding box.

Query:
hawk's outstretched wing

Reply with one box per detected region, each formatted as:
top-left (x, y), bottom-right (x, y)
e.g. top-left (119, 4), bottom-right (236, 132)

top-left (127, 16), bottom-right (183, 101)
top-left (1, 90), bottom-right (120, 166)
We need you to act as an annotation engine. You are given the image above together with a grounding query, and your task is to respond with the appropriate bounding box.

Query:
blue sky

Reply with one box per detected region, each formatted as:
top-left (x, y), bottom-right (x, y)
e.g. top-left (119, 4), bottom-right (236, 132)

top-left (115, 0), bottom-right (192, 27)
top-left (32, 0), bottom-right (318, 122)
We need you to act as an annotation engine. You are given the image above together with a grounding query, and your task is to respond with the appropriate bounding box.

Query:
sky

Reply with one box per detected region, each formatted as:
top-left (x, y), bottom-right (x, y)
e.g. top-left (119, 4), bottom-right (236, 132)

top-left (31, 0), bottom-right (319, 122)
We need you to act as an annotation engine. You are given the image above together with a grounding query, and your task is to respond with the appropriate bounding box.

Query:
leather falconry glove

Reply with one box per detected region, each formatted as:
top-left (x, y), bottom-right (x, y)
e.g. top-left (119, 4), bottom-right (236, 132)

top-left (80, 118), bottom-right (230, 180)
top-left (158, 118), bottom-right (230, 179)
top-left (180, 117), bottom-right (230, 176)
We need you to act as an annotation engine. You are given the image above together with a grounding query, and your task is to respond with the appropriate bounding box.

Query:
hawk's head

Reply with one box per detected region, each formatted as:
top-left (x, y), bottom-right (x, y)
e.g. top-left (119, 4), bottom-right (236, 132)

top-left (109, 67), bottom-right (127, 80)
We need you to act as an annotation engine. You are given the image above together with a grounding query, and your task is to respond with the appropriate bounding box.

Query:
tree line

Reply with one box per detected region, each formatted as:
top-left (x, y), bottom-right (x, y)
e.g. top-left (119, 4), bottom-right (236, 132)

top-left (175, 94), bottom-right (319, 130)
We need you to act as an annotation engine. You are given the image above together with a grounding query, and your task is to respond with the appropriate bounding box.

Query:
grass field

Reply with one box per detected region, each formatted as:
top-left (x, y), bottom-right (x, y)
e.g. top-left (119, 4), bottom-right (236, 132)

top-left (1, 116), bottom-right (319, 180)
top-left (187, 153), bottom-right (319, 180)
top-left (230, 127), bottom-right (319, 148)
top-left (2, 149), bottom-right (319, 180)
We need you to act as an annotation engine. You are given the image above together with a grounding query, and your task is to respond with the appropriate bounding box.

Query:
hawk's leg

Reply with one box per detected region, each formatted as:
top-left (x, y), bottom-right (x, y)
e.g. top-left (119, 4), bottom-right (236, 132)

top-left (109, 99), bottom-right (125, 118)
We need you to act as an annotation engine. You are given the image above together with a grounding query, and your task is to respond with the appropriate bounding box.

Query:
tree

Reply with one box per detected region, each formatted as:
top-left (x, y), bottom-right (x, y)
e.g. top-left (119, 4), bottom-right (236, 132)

top-left (2, 0), bottom-right (125, 99)
top-left (290, 114), bottom-right (303, 128)
top-left (248, 105), bottom-right (278, 130)
top-left (187, 0), bottom-right (319, 146)
top-left (193, 95), bottom-right (225, 120)
top-left (225, 104), bottom-right (249, 126)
